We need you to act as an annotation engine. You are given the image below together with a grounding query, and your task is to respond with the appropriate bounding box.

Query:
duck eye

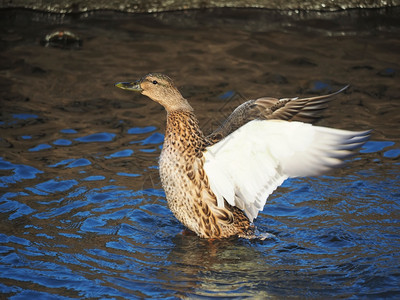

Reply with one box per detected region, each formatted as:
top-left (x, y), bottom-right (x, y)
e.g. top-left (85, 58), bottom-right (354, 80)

top-left (152, 80), bottom-right (158, 85)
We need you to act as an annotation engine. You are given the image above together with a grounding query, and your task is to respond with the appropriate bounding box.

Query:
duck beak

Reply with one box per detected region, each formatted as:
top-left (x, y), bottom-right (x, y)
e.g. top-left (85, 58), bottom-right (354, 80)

top-left (115, 81), bottom-right (143, 92)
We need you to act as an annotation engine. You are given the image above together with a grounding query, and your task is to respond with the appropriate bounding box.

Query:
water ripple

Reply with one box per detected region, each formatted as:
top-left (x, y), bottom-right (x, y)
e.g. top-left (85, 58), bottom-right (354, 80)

top-left (28, 144), bottom-right (52, 152)
top-left (0, 158), bottom-right (43, 187)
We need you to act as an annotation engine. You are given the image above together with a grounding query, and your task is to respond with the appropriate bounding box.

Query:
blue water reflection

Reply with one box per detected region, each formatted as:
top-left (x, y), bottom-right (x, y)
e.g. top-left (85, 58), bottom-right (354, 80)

top-left (117, 172), bottom-right (141, 177)
top-left (75, 132), bottom-right (116, 143)
top-left (0, 158), bottom-right (43, 187)
top-left (66, 158), bottom-right (91, 168)
top-left (12, 114), bottom-right (39, 120)
top-left (83, 175), bottom-right (106, 181)
top-left (35, 179), bottom-right (79, 193)
top-left (48, 158), bottom-right (91, 168)
top-left (105, 149), bottom-right (134, 159)
top-left (60, 129), bottom-right (78, 134)
top-left (53, 139), bottom-right (72, 146)
top-left (139, 132), bottom-right (165, 145)
top-left (361, 141), bottom-right (395, 153)
top-left (383, 149), bottom-right (400, 158)
top-left (29, 144), bottom-right (52, 152)
top-left (1, 129), bottom-right (398, 298)
top-left (0, 193), bottom-right (34, 220)
top-left (127, 126), bottom-right (156, 134)
top-left (1, 114), bottom-right (39, 126)
top-left (48, 159), bottom-right (75, 168)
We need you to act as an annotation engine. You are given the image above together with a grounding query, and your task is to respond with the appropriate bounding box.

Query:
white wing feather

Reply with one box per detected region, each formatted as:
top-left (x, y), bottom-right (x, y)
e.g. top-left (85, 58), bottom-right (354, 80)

top-left (203, 119), bottom-right (369, 222)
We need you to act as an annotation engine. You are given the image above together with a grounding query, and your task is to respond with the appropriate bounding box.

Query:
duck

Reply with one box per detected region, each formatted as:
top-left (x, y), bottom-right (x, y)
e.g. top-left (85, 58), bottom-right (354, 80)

top-left (115, 73), bottom-right (369, 239)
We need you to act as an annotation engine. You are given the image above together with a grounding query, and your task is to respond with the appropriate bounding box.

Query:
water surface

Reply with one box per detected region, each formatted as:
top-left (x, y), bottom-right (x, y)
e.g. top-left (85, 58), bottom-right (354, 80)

top-left (0, 8), bottom-right (399, 299)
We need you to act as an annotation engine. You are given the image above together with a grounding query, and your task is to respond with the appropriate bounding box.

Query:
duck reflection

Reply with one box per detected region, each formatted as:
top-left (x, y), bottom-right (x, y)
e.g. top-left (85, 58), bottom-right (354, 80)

top-left (155, 232), bottom-right (279, 298)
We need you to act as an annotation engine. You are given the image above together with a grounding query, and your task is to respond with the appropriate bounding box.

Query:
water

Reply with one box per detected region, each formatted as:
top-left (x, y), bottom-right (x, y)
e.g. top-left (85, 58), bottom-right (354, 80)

top-left (1, 8), bottom-right (399, 299)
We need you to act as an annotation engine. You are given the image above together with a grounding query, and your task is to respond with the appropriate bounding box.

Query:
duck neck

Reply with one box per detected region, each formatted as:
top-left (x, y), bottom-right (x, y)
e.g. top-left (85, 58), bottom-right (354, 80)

top-left (163, 97), bottom-right (194, 113)
top-left (164, 110), bottom-right (207, 153)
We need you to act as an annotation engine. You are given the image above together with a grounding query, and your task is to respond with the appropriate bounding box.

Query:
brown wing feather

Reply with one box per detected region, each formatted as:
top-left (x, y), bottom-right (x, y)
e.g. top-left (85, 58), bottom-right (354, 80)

top-left (207, 86), bottom-right (349, 144)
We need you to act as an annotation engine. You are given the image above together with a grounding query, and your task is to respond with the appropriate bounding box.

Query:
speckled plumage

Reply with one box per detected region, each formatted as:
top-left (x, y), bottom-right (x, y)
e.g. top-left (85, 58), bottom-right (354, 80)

top-left (159, 110), bottom-right (253, 238)
top-left (115, 73), bottom-right (369, 239)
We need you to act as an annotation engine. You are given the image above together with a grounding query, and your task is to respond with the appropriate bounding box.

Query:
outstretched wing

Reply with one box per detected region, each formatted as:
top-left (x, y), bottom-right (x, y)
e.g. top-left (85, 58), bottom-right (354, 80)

top-left (203, 119), bottom-right (369, 222)
top-left (207, 86), bottom-right (349, 144)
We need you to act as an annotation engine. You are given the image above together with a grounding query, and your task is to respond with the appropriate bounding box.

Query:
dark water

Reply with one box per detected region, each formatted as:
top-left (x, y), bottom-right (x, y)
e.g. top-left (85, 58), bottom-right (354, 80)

top-left (1, 8), bottom-right (399, 299)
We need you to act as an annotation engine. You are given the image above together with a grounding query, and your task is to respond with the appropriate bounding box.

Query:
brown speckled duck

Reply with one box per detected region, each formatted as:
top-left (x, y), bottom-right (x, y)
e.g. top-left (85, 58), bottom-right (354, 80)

top-left (116, 73), bottom-right (369, 239)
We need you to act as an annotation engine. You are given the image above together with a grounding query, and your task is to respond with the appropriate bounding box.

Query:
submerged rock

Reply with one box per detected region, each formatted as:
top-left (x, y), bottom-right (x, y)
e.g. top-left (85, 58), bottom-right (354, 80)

top-left (40, 30), bottom-right (82, 49)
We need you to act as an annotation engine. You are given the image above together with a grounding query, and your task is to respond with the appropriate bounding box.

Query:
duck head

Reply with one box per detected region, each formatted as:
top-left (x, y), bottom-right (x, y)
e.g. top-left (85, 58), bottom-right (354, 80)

top-left (115, 73), bottom-right (193, 112)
